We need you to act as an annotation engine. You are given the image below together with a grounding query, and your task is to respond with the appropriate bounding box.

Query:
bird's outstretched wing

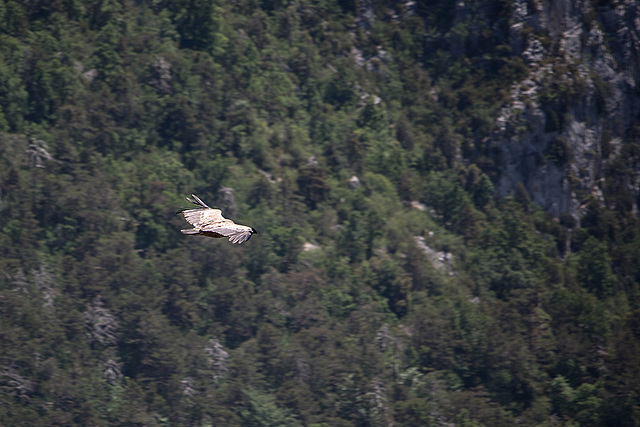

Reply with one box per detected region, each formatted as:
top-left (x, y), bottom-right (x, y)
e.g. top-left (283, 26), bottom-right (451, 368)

top-left (180, 195), bottom-right (227, 228)
top-left (177, 194), bottom-right (257, 244)
top-left (203, 223), bottom-right (256, 244)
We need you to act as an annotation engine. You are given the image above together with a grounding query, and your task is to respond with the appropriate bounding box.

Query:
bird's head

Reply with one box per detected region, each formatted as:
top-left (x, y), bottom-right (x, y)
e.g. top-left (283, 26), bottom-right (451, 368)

top-left (251, 227), bottom-right (258, 234)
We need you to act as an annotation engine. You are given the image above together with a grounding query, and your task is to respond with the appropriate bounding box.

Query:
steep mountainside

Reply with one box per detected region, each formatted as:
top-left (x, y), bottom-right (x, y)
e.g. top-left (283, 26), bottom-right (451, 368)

top-left (0, 0), bottom-right (639, 425)
top-left (490, 0), bottom-right (640, 218)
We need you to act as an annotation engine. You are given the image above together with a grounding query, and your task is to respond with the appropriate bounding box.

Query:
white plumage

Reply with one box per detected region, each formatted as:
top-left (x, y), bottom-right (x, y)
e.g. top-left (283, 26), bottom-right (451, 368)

top-left (177, 194), bottom-right (257, 244)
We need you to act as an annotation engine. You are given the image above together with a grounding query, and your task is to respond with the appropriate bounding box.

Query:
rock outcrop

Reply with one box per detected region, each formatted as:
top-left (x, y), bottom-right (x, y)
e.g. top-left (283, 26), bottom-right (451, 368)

top-left (491, 0), bottom-right (640, 218)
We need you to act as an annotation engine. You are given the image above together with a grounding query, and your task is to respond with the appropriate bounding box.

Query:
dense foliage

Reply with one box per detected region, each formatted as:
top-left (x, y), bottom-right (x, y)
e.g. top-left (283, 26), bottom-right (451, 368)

top-left (1, 0), bottom-right (639, 425)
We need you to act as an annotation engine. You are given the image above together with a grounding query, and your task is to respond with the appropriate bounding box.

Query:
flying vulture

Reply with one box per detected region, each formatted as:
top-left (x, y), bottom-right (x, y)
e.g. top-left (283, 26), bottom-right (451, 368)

top-left (177, 194), bottom-right (257, 244)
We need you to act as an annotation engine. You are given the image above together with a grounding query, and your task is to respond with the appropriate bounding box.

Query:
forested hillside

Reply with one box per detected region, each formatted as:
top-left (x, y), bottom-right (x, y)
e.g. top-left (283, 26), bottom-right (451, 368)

top-left (1, 0), bottom-right (639, 425)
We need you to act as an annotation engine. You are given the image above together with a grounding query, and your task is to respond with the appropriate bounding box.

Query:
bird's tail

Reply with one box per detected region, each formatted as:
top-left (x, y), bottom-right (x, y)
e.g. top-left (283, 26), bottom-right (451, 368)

top-left (181, 229), bottom-right (200, 235)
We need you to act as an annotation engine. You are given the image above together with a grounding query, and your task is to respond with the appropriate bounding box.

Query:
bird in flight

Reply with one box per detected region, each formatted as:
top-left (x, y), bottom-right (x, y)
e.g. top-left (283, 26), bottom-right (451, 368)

top-left (177, 194), bottom-right (257, 244)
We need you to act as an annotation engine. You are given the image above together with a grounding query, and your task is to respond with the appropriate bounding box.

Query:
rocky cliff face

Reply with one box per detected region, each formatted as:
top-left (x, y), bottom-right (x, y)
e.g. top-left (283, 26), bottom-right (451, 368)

top-left (491, 0), bottom-right (640, 218)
